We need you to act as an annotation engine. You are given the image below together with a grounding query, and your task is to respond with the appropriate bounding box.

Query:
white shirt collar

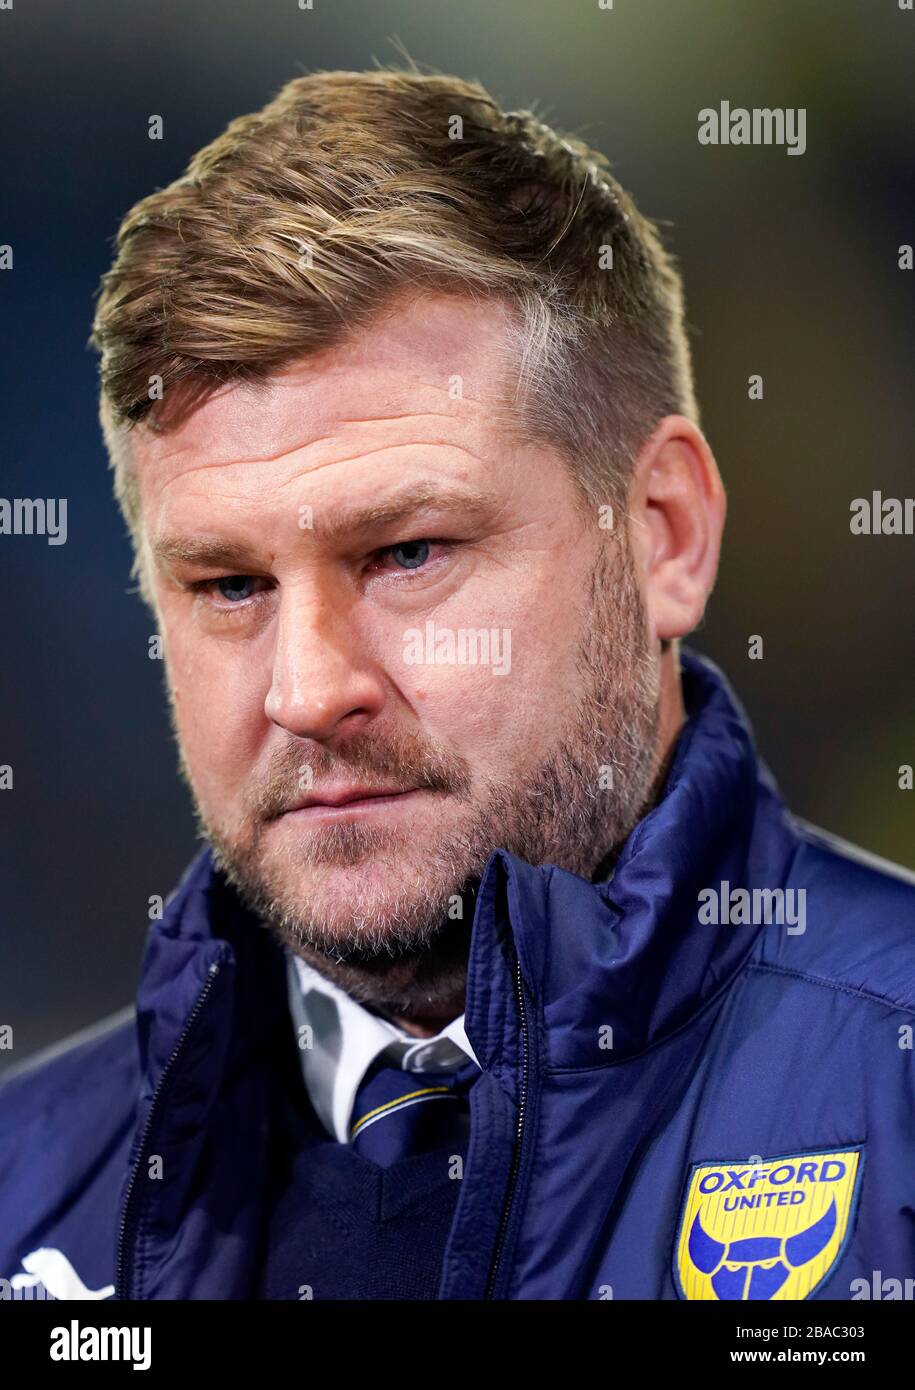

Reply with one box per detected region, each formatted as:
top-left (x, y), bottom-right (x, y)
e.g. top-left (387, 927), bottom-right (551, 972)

top-left (285, 950), bottom-right (480, 1143)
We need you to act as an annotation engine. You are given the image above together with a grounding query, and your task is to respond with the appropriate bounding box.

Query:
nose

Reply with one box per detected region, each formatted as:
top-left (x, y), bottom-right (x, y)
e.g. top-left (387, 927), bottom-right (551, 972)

top-left (263, 581), bottom-right (386, 742)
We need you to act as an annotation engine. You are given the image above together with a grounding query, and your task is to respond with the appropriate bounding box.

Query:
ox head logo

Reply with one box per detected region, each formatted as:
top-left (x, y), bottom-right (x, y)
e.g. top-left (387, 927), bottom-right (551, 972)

top-left (688, 1199), bottom-right (836, 1300)
top-left (674, 1149), bottom-right (863, 1301)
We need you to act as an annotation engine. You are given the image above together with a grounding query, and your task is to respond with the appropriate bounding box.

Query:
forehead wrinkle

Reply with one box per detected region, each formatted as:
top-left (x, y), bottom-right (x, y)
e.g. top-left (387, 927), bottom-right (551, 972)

top-left (150, 442), bottom-right (493, 512)
top-left (144, 414), bottom-right (497, 482)
top-left (267, 439), bottom-right (496, 489)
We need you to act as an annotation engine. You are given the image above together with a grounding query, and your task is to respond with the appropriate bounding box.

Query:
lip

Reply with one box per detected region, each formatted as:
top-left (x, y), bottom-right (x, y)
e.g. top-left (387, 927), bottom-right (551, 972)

top-left (279, 787), bottom-right (422, 820)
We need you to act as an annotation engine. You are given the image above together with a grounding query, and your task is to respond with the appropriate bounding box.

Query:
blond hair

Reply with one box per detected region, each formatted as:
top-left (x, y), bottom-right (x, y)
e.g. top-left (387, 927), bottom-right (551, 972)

top-left (91, 66), bottom-right (698, 541)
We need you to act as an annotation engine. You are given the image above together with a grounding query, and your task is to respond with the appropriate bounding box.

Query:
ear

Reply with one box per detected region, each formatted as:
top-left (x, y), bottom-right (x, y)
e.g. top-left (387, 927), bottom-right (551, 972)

top-left (625, 415), bottom-right (726, 642)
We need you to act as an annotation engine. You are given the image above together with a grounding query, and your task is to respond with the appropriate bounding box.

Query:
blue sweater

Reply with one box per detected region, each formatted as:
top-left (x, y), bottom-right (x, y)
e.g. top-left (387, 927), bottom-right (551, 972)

top-left (257, 1055), bottom-right (468, 1299)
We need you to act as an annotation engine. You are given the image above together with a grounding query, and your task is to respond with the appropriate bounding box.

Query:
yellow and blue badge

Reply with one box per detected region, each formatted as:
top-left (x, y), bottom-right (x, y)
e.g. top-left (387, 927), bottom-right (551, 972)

top-left (674, 1147), bottom-right (863, 1300)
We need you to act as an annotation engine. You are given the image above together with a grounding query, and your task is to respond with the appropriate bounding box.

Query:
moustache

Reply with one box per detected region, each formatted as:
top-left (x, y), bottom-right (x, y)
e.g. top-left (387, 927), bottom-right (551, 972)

top-left (247, 729), bottom-right (473, 822)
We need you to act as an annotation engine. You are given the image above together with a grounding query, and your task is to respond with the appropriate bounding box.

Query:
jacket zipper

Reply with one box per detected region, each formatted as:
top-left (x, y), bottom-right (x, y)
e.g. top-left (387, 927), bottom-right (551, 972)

top-left (484, 955), bottom-right (529, 1298)
top-left (115, 958), bottom-right (223, 1299)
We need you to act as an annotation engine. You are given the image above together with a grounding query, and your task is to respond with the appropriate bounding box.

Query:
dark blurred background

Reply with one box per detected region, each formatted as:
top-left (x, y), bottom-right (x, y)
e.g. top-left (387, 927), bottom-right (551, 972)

top-left (1, 0), bottom-right (913, 1074)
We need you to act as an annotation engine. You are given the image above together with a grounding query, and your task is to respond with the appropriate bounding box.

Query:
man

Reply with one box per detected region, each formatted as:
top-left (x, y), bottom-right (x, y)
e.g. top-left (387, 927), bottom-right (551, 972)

top-left (1, 67), bottom-right (913, 1303)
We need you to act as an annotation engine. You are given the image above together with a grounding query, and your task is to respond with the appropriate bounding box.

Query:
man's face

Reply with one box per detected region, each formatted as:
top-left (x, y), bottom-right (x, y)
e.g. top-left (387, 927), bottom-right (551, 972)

top-left (132, 293), bottom-right (660, 965)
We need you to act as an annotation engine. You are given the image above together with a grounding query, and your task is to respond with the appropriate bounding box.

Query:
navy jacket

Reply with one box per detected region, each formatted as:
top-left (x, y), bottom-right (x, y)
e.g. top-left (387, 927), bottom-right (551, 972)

top-left (2, 648), bottom-right (914, 1300)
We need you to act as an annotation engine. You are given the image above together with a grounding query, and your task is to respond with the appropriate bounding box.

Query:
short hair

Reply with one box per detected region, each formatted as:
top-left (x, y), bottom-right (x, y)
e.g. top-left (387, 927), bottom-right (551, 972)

top-left (90, 65), bottom-right (699, 544)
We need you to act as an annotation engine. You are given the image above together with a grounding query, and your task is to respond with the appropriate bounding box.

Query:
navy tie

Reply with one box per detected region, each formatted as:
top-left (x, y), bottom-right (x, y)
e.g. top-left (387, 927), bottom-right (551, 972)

top-left (349, 1055), bottom-right (478, 1167)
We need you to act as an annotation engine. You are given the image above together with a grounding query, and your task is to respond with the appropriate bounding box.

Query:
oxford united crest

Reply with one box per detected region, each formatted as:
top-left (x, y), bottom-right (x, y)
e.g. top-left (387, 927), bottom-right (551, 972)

top-left (674, 1148), bottom-right (862, 1300)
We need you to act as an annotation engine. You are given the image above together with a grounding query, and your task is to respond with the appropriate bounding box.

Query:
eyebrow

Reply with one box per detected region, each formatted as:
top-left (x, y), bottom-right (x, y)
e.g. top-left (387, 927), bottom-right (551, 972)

top-left (316, 481), bottom-right (499, 543)
top-left (151, 481), bottom-right (500, 572)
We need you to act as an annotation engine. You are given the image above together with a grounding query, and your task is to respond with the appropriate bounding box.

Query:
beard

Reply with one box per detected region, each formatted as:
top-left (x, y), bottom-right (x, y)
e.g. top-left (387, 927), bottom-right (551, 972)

top-left (172, 535), bottom-right (663, 1012)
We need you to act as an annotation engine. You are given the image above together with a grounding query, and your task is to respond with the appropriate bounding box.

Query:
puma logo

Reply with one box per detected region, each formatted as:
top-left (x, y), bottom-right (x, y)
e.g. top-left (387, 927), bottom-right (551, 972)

top-left (5, 1247), bottom-right (114, 1300)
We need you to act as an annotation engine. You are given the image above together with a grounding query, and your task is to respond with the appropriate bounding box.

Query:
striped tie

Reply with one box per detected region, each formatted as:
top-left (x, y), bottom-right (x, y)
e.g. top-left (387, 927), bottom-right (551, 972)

top-left (349, 1055), bottom-right (478, 1167)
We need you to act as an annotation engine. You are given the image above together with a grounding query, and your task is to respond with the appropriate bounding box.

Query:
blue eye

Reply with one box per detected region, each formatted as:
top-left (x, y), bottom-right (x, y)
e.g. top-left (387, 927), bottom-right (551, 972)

top-left (216, 575), bottom-right (255, 602)
top-left (390, 540), bottom-right (431, 570)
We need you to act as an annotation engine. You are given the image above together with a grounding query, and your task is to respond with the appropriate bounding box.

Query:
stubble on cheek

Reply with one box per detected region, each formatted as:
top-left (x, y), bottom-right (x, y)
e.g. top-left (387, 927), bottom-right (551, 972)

top-left (157, 533), bottom-right (661, 961)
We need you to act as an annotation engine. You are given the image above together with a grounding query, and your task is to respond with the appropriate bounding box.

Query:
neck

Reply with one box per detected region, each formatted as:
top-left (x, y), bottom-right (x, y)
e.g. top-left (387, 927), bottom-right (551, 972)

top-left (657, 642), bottom-right (687, 770)
top-left (290, 929), bottom-right (472, 1038)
